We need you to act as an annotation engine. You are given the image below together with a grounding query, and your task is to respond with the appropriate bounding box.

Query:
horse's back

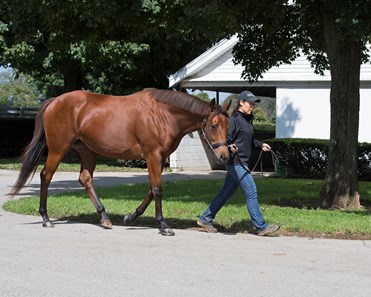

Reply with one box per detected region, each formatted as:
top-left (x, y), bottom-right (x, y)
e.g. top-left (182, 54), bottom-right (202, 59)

top-left (45, 90), bottom-right (139, 123)
top-left (43, 90), bottom-right (158, 158)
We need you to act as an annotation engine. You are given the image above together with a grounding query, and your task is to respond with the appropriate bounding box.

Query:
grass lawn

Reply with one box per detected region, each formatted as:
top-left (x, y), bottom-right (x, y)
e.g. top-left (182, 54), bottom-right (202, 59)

top-left (0, 157), bottom-right (148, 172)
top-left (3, 177), bottom-right (371, 240)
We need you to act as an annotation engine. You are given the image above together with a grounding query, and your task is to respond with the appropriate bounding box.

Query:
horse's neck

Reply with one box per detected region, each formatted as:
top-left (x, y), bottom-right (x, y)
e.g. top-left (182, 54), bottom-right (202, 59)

top-left (176, 113), bottom-right (205, 135)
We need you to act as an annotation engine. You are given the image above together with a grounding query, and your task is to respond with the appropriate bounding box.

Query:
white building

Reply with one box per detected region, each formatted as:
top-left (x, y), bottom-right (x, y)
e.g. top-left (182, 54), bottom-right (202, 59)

top-left (168, 35), bottom-right (371, 171)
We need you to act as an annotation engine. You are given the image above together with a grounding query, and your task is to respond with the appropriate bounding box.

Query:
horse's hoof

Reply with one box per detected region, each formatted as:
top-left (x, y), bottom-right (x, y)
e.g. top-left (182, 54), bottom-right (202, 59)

top-left (161, 228), bottom-right (175, 236)
top-left (123, 214), bottom-right (133, 225)
top-left (101, 219), bottom-right (112, 229)
top-left (42, 221), bottom-right (54, 228)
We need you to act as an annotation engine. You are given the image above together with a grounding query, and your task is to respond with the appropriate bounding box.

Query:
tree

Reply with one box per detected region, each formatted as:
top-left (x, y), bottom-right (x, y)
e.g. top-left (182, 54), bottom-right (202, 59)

top-left (252, 107), bottom-right (267, 123)
top-left (1, 0), bottom-right (170, 93)
top-left (0, 0), bottom-right (221, 95)
top-left (192, 91), bottom-right (211, 102)
top-left (214, 0), bottom-right (370, 210)
top-left (0, 69), bottom-right (43, 107)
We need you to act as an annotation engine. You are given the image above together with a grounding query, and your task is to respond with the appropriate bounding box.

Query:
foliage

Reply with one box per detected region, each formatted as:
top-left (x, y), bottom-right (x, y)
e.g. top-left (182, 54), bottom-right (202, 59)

top-left (0, 69), bottom-right (43, 107)
top-left (231, 1), bottom-right (371, 81)
top-left (0, 0), bottom-right (227, 96)
top-left (114, 159), bottom-right (147, 169)
top-left (253, 122), bottom-right (275, 133)
top-left (268, 138), bottom-right (371, 180)
top-left (192, 91), bottom-right (211, 102)
top-left (251, 107), bottom-right (267, 122)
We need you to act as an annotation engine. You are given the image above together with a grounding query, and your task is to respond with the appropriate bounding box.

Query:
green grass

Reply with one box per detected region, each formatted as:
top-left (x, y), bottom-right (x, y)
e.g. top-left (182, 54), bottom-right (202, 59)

top-left (0, 157), bottom-right (147, 172)
top-left (4, 178), bottom-right (371, 239)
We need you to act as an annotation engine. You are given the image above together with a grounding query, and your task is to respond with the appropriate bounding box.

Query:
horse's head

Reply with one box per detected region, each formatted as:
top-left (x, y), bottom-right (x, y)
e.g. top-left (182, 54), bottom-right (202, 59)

top-left (201, 99), bottom-right (230, 164)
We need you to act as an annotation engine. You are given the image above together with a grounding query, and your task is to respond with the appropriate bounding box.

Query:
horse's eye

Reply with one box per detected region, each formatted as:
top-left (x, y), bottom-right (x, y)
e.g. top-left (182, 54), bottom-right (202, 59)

top-left (210, 124), bottom-right (217, 131)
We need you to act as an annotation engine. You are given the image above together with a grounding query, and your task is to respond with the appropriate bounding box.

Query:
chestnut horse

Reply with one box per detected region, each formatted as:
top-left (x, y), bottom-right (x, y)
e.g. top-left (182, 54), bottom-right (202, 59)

top-left (10, 88), bottom-right (230, 236)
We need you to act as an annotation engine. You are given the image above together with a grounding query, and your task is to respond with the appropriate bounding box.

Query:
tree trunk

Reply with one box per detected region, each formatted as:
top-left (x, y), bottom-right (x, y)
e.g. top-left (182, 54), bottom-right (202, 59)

top-left (319, 1), bottom-right (362, 209)
top-left (63, 60), bottom-right (82, 92)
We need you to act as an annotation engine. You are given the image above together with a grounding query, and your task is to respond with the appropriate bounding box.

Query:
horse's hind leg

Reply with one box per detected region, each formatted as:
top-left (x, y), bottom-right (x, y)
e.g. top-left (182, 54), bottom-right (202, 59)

top-left (39, 152), bottom-right (64, 227)
top-left (74, 143), bottom-right (112, 229)
top-left (123, 189), bottom-right (154, 224)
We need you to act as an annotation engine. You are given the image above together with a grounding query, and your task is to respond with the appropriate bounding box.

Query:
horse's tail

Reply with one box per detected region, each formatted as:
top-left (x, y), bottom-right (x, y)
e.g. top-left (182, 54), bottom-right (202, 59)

top-left (9, 98), bottom-right (55, 196)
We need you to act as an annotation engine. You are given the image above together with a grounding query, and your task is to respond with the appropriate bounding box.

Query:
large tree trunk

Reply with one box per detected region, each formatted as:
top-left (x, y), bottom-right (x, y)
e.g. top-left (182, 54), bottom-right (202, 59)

top-left (63, 60), bottom-right (82, 92)
top-left (319, 1), bottom-right (362, 209)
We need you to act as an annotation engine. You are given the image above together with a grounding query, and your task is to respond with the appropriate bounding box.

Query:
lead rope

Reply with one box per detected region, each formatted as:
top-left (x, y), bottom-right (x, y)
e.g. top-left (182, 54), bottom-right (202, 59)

top-left (235, 149), bottom-right (279, 177)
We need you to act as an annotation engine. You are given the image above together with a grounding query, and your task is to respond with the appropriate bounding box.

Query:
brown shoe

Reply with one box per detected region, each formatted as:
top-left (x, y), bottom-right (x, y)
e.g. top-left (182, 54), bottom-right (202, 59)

top-left (197, 219), bottom-right (218, 233)
top-left (257, 224), bottom-right (280, 236)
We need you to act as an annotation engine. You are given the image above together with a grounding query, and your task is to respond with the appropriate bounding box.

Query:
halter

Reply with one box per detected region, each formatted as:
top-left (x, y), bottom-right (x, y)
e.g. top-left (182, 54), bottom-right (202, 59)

top-left (201, 118), bottom-right (228, 152)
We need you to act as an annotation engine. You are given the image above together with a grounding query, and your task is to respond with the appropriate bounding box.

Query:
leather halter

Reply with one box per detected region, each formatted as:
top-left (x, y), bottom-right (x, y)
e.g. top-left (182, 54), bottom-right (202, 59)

top-left (201, 118), bottom-right (228, 152)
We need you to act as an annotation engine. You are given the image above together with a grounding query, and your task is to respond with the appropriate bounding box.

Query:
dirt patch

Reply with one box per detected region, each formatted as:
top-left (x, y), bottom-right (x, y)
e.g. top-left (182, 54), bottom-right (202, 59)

top-left (274, 230), bottom-right (371, 240)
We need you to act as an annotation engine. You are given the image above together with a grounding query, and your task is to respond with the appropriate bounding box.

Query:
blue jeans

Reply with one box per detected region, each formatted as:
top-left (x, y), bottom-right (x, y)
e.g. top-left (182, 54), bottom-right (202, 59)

top-left (199, 163), bottom-right (268, 232)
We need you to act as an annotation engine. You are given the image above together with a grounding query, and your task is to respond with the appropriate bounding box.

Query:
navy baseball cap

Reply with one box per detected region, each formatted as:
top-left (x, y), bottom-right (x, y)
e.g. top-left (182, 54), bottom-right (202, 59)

top-left (238, 91), bottom-right (261, 103)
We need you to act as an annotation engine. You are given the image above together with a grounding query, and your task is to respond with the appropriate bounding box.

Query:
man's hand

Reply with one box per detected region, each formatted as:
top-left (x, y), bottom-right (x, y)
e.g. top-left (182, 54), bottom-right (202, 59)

top-left (228, 144), bottom-right (238, 153)
top-left (262, 143), bottom-right (271, 152)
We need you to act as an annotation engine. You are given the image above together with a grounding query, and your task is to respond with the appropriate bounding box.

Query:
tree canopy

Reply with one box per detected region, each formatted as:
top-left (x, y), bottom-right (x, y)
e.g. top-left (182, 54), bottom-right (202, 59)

top-left (0, 0), bottom-right (225, 96)
top-left (0, 69), bottom-right (42, 107)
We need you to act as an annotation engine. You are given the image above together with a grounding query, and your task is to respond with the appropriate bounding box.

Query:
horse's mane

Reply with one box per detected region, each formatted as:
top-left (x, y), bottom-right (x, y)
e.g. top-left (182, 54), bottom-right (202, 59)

top-left (144, 88), bottom-right (210, 116)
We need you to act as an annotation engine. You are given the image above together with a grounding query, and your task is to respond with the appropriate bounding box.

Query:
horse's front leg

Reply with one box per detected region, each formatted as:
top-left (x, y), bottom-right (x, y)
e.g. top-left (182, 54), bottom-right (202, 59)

top-left (124, 180), bottom-right (174, 236)
top-left (153, 185), bottom-right (175, 236)
top-left (146, 155), bottom-right (174, 236)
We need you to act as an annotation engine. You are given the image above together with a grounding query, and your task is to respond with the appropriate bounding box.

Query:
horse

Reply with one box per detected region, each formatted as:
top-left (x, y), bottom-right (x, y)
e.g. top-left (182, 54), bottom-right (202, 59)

top-left (10, 88), bottom-right (230, 236)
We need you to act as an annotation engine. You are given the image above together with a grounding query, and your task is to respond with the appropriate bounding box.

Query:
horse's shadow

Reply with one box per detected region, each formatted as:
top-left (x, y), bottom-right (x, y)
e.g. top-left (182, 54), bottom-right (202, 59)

top-left (48, 213), bottom-right (257, 235)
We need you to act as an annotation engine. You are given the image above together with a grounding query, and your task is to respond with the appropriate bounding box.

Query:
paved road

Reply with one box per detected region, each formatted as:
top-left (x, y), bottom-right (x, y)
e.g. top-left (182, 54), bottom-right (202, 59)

top-left (0, 169), bottom-right (370, 297)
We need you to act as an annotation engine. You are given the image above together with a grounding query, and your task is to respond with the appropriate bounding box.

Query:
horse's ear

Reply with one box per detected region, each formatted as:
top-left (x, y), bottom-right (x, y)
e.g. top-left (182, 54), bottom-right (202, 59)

top-left (223, 99), bottom-right (232, 113)
top-left (209, 98), bottom-right (216, 112)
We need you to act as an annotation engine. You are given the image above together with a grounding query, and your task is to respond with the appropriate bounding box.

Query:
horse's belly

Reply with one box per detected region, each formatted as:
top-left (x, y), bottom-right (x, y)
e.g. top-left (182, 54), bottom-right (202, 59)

top-left (82, 138), bottom-right (144, 160)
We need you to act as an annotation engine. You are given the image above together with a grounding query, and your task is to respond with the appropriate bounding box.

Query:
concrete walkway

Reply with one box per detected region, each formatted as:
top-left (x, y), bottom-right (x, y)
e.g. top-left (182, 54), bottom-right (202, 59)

top-left (0, 169), bottom-right (370, 297)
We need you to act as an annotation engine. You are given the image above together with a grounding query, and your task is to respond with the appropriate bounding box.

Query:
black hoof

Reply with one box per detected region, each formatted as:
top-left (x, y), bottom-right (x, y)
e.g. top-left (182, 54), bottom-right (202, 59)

top-left (42, 221), bottom-right (54, 228)
top-left (160, 227), bottom-right (175, 236)
top-left (123, 214), bottom-right (133, 225)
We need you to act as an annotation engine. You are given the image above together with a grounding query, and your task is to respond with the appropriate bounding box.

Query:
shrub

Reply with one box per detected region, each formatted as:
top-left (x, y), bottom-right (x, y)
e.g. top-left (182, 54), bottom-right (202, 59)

top-left (254, 122), bottom-right (275, 133)
top-left (267, 138), bottom-right (371, 180)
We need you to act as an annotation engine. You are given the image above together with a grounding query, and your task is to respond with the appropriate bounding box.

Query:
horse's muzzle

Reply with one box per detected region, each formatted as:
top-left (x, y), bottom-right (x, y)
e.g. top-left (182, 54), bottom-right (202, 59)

top-left (214, 146), bottom-right (230, 164)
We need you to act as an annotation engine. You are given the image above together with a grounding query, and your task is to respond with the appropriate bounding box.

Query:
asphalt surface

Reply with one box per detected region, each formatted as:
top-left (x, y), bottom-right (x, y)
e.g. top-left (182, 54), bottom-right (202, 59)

top-left (0, 169), bottom-right (370, 297)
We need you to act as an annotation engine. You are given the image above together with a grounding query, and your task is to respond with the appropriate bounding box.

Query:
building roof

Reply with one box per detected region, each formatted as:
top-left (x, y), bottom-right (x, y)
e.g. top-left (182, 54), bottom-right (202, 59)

top-left (169, 35), bottom-right (371, 97)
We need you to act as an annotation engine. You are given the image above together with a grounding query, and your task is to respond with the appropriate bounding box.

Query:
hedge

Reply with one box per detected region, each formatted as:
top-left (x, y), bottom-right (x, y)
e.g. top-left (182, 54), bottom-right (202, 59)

top-left (267, 138), bottom-right (371, 180)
